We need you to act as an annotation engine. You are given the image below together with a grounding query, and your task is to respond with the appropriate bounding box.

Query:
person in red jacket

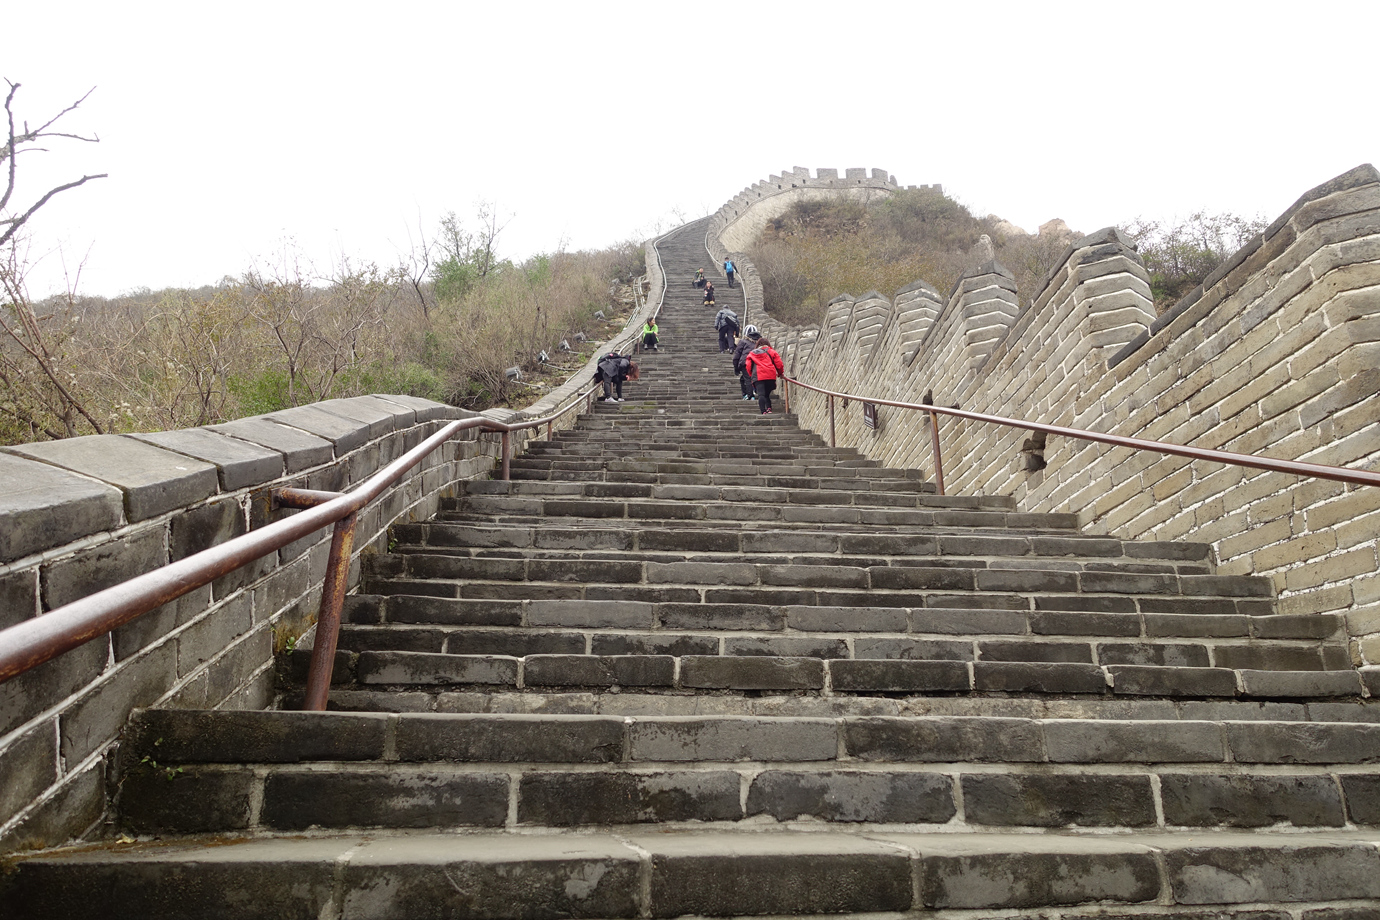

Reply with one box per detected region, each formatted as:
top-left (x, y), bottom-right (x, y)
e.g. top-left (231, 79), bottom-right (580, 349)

top-left (743, 336), bottom-right (785, 415)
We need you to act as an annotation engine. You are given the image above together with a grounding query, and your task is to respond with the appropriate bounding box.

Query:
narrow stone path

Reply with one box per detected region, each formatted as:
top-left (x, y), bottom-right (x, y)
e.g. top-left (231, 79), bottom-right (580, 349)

top-left (7, 219), bottom-right (1380, 918)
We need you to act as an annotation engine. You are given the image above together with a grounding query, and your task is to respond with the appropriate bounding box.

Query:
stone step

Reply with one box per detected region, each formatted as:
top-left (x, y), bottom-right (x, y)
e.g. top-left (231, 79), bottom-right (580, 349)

top-left (344, 594), bottom-right (1340, 640)
top-left (459, 478), bottom-right (945, 501)
top-left (316, 638), bottom-right (1356, 687)
top-left (510, 457), bottom-right (898, 474)
top-left (440, 496), bottom-right (1060, 529)
top-left (391, 520), bottom-right (1210, 565)
top-left (10, 825), bottom-right (1380, 918)
top-left (362, 552), bottom-right (1274, 601)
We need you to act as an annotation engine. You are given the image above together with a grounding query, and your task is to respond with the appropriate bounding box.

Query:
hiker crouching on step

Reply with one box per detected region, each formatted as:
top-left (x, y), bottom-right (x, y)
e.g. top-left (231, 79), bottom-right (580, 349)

top-left (642, 318), bottom-right (659, 350)
top-left (744, 336), bottom-right (784, 415)
top-left (714, 307), bottom-right (740, 353)
top-left (594, 352), bottom-right (637, 402)
top-left (702, 280), bottom-right (715, 307)
top-left (732, 325), bottom-right (762, 400)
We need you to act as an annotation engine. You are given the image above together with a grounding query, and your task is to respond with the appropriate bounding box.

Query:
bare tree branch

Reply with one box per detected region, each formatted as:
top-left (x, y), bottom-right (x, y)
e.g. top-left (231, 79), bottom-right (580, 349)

top-left (1, 80), bottom-right (106, 245)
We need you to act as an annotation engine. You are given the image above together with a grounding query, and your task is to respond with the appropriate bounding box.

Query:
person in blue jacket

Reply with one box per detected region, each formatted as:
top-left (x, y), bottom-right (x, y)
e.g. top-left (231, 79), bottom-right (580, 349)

top-left (724, 258), bottom-right (737, 287)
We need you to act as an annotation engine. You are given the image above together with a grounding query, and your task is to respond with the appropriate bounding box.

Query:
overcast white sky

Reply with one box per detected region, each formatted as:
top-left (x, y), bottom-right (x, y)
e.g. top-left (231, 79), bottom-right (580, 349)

top-left (6, 1), bottom-right (1377, 298)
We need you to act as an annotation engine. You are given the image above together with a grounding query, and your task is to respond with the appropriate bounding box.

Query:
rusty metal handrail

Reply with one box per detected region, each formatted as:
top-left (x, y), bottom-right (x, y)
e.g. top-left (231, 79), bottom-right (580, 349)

top-left (0, 382), bottom-right (601, 704)
top-left (781, 375), bottom-right (1380, 495)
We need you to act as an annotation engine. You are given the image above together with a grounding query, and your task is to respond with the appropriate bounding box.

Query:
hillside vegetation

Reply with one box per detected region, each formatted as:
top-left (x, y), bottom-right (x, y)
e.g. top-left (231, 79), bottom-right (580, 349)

top-left (747, 189), bottom-right (1265, 328)
top-left (0, 213), bottom-right (645, 445)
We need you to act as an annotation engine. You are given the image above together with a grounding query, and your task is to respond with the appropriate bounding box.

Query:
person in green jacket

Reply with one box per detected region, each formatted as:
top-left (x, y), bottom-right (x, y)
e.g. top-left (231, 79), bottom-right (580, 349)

top-left (642, 319), bottom-right (659, 350)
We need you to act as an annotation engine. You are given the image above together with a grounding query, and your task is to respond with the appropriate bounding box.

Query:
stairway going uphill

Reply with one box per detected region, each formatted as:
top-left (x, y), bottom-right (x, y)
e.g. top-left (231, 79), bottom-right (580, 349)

top-left (8, 218), bottom-right (1380, 918)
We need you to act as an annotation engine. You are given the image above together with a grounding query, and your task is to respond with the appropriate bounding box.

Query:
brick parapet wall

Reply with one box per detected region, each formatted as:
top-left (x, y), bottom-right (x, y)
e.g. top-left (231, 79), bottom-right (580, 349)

top-left (777, 164), bottom-right (1380, 665)
top-left (0, 258), bottom-right (664, 854)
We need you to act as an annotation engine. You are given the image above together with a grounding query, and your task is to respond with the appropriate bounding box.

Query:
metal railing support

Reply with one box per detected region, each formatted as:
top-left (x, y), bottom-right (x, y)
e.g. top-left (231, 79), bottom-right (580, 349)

top-left (927, 409), bottom-right (946, 496)
top-left (501, 431), bottom-right (511, 481)
top-left (302, 511), bottom-right (358, 711)
top-left (828, 395), bottom-right (836, 448)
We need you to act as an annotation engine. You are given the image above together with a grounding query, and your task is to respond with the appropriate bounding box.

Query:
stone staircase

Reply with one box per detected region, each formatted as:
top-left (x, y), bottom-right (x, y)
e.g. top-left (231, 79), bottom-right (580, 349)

top-left (7, 218), bottom-right (1380, 917)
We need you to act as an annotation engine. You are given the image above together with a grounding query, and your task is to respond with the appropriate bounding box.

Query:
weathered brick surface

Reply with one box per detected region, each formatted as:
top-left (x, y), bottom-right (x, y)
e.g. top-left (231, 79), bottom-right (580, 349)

top-left (755, 167), bottom-right (1380, 665)
top-left (0, 396), bottom-right (498, 853)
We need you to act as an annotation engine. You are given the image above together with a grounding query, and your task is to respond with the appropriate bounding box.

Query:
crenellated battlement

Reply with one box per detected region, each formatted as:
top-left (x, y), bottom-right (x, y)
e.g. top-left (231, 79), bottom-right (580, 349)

top-left (704, 162), bottom-right (1380, 670)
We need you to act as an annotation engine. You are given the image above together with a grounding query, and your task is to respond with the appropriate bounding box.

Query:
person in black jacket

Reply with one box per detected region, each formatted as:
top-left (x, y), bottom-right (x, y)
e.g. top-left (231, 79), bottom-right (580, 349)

top-left (732, 325), bottom-right (762, 400)
top-left (714, 308), bottom-right (740, 353)
top-left (593, 352), bottom-right (637, 402)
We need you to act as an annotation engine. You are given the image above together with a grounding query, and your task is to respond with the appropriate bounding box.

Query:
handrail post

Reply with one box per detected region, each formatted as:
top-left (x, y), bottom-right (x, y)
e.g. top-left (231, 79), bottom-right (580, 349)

top-left (301, 511), bottom-right (358, 711)
top-left (500, 431), bottom-right (511, 481)
top-left (546, 419), bottom-right (552, 442)
top-left (783, 379), bottom-right (790, 414)
top-left (828, 395), bottom-right (836, 448)
top-left (928, 408), bottom-right (946, 496)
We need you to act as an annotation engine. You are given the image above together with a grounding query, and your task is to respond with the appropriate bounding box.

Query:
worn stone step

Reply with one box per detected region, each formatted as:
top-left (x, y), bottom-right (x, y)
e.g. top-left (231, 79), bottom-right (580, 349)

top-left (345, 594), bottom-right (1335, 639)
top-left (116, 756), bottom-right (1380, 834)
top-left (440, 497), bottom-right (1064, 530)
top-left (361, 553), bottom-right (1275, 602)
top-left (12, 827), bottom-right (1380, 918)
top-left (311, 643), bottom-right (1358, 693)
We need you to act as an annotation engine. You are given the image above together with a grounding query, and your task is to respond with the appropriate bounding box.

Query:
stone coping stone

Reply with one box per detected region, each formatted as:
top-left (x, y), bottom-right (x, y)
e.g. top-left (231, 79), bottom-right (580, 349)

top-left (370, 394), bottom-right (464, 423)
top-left (312, 397), bottom-right (402, 438)
top-left (129, 428), bottom-right (285, 491)
top-left (0, 452), bottom-right (123, 563)
top-left (207, 417), bottom-right (333, 472)
top-left (266, 405), bottom-right (372, 455)
top-left (6, 435), bottom-right (218, 523)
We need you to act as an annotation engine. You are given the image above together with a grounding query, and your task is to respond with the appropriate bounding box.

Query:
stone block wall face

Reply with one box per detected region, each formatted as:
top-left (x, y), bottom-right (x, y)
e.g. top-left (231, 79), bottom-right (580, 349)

top-left (746, 164), bottom-right (1380, 667)
top-left (0, 395), bottom-right (495, 853)
top-left (0, 250), bottom-right (666, 855)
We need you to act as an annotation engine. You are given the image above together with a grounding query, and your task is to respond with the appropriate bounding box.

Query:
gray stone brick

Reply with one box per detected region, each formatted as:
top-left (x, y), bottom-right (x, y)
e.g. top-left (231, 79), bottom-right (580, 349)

top-left (1165, 841), bottom-right (1380, 902)
top-left (1044, 719), bottom-right (1224, 763)
top-left (41, 527), bottom-right (168, 611)
top-left (786, 605), bottom-right (907, 632)
top-left (395, 713), bottom-right (624, 763)
top-left (1031, 610), bottom-right (1141, 636)
top-left (208, 417), bottom-right (334, 471)
top-left (658, 603), bottom-right (784, 631)
top-left (591, 633), bottom-right (718, 656)
top-left (679, 655), bottom-right (824, 690)
top-left (640, 833), bottom-right (913, 917)
top-left (357, 652), bottom-right (518, 686)
top-left (129, 709), bottom-right (388, 763)
top-left (979, 639), bottom-right (1093, 663)
top-left (523, 654), bottom-right (675, 688)
top-left (844, 716), bottom-right (1043, 762)
top-left (908, 834), bottom-right (1160, 908)
top-left (910, 607), bottom-right (1028, 635)
top-left (1239, 669), bottom-right (1364, 698)
top-left (830, 659), bottom-right (970, 693)
top-left (973, 661), bottom-right (1107, 694)
top-left (131, 428), bottom-right (284, 491)
top-left (1109, 665), bottom-right (1238, 697)
top-left (1340, 774), bottom-right (1380, 824)
top-left (1226, 721), bottom-right (1380, 763)
top-left (0, 568), bottom-right (39, 631)
top-left (961, 773), bottom-right (1156, 826)
top-left (0, 453), bottom-right (123, 564)
top-left (8, 436), bottom-right (218, 522)
top-left (629, 717), bottom-right (837, 762)
top-left (518, 770), bottom-right (741, 824)
top-left (266, 405), bottom-right (371, 455)
top-left (1097, 642), bottom-right (1212, 667)
top-left (119, 765), bottom-right (254, 833)
top-left (0, 721), bottom-right (56, 827)
top-left (526, 599), bottom-right (653, 628)
top-left (1160, 773), bottom-right (1345, 827)
top-left (263, 769), bottom-right (508, 828)
top-left (386, 596), bottom-right (522, 627)
top-left (341, 835), bottom-right (640, 920)
top-left (60, 641), bottom-right (178, 763)
top-left (746, 770), bottom-right (956, 823)
top-left (854, 637), bottom-right (972, 660)
top-left (723, 636), bottom-right (849, 658)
